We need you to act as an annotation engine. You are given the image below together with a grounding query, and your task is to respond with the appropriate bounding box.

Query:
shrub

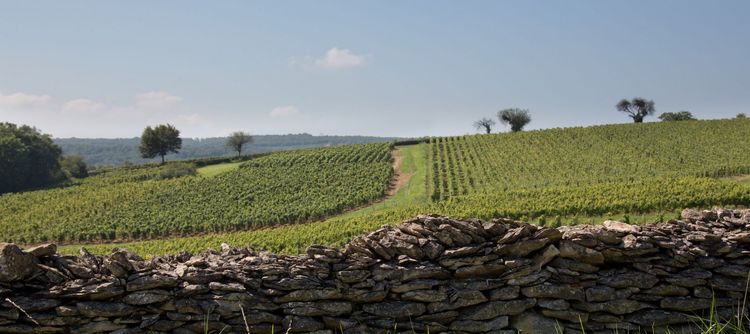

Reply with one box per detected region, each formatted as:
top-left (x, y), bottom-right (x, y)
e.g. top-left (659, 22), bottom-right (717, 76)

top-left (159, 162), bottom-right (197, 179)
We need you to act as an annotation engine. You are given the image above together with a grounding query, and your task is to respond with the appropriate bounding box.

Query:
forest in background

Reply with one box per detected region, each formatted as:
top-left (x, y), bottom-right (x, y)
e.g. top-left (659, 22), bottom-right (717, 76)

top-left (55, 133), bottom-right (407, 167)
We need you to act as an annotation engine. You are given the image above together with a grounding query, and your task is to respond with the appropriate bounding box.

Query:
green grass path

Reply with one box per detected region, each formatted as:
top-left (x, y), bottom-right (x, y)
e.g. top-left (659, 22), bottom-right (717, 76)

top-left (196, 161), bottom-right (243, 177)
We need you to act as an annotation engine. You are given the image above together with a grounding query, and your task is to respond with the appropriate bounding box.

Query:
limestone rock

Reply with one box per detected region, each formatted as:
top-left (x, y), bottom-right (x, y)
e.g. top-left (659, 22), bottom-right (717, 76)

top-left (0, 243), bottom-right (38, 282)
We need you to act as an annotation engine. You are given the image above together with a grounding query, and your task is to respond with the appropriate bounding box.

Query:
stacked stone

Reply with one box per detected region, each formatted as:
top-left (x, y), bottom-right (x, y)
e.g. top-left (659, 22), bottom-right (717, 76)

top-left (0, 209), bottom-right (748, 333)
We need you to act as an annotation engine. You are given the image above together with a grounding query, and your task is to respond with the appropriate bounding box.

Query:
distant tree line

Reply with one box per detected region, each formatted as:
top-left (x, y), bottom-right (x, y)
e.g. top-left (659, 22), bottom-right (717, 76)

top-left (0, 123), bottom-right (89, 194)
top-left (56, 134), bottom-right (403, 167)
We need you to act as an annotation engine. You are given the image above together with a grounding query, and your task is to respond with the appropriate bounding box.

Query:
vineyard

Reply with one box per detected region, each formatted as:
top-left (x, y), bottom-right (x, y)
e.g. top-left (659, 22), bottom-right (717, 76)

top-left (429, 119), bottom-right (750, 200)
top-left (10, 119), bottom-right (750, 256)
top-left (0, 142), bottom-right (393, 244)
top-left (57, 120), bottom-right (750, 256)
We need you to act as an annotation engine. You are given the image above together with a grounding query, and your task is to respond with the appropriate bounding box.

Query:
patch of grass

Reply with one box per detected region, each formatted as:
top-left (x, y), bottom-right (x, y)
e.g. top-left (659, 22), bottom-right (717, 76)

top-left (196, 161), bottom-right (243, 177)
top-left (727, 174), bottom-right (750, 185)
top-left (338, 143), bottom-right (429, 218)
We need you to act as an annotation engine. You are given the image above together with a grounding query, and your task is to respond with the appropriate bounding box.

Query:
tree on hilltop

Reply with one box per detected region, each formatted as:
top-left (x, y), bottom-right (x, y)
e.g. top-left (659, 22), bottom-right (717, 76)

top-left (737, 113), bottom-right (747, 119)
top-left (497, 108), bottom-right (531, 132)
top-left (139, 124), bottom-right (182, 164)
top-left (658, 111), bottom-right (696, 122)
top-left (616, 98), bottom-right (655, 123)
top-left (226, 131), bottom-right (253, 157)
top-left (473, 118), bottom-right (496, 134)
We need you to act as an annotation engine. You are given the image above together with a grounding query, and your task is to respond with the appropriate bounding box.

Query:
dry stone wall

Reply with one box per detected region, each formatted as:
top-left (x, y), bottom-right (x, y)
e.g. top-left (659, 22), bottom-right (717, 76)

top-left (1, 209), bottom-right (749, 333)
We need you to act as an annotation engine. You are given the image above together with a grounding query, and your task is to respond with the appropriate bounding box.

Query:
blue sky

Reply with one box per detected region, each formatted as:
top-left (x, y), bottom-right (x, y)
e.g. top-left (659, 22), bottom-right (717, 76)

top-left (1, 1), bottom-right (748, 138)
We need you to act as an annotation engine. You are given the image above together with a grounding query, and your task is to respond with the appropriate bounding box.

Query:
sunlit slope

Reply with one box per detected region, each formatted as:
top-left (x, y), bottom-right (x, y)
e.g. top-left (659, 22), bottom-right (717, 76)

top-left (0, 142), bottom-right (393, 244)
top-left (428, 119), bottom-right (750, 217)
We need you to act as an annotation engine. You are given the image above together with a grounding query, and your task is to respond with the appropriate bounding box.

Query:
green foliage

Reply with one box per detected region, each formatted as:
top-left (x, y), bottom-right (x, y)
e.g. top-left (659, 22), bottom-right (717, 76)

top-left (225, 131), bottom-right (253, 157)
top-left (0, 142), bottom-right (393, 244)
top-left (0, 122), bottom-right (64, 194)
top-left (158, 162), bottom-right (197, 179)
top-left (659, 111), bottom-right (697, 121)
top-left (60, 155), bottom-right (88, 178)
top-left (617, 97), bottom-right (655, 123)
top-left (497, 108), bottom-right (531, 132)
top-left (139, 124), bottom-right (182, 163)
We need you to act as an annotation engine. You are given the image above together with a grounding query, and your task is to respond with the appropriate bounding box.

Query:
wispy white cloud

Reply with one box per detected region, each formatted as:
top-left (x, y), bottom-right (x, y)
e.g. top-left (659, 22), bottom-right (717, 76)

top-left (315, 48), bottom-right (365, 69)
top-left (62, 98), bottom-right (107, 113)
top-left (270, 105), bottom-right (300, 117)
top-left (135, 91), bottom-right (183, 109)
top-left (0, 92), bottom-right (52, 108)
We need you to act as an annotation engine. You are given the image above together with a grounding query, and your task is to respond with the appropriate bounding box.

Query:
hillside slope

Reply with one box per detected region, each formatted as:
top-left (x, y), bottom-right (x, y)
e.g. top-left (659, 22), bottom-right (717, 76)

top-left (0, 143), bottom-right (393, 244)
top-left (57, 119), bottom-right (750, 256)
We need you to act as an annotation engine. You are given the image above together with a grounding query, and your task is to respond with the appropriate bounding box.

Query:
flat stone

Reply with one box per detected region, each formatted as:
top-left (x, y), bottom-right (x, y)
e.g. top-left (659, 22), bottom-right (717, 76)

top-left (521, 284), bottom-right (585, 301)
top-left (282, 301), bottom-right (352, 317)
top-left (641, 285), bottom-right (690, 297)
top-left (126, 275), bottom-right (178, 291)
top-left (76, 302), bottom-right (135, 317)
top-left (511, 311), bottom-right (560, 333)
top-left (463, 299), bottom-right (537, 320)
top-left (275, 288), bottom-right (341, 303)
top-left (603, 220), bottom-right (639, 234)
top-left (0, 243), bottom-right (38, 282)
top-left (540, 309), bottom-right (589, 323)
top-left (537, 299), bottom-right (570, 310)
top-left (208, 282), bottom-right (246, 292)
top-left (626, 310), bottom-right (692, 327)
top-left (401, 290), bottom-right (447, 303)
top-left (488, 286), bottom-right (520, 300)
top-left (598, 271), bottom-right (658, 289)
top-left (77, 320), bottom-right (126, 334)
top-left (2, 297), bottom-right (59, 312)
top-left (391, 279), bottom-right (440, 293)
top-left (559, 240), bottom-right (604, 265)
top-left (450, 316), bottom-right (509, 333)
top-left (427, 289), bottom-right (487, 313)
top-left (585, 286), bottom-right (616, 302)
top-left (362, 301), bottom-right (426, 318)
top-left (123, 290), bottom-right (171, 305)
top-left (25, 244), bottom-right (57, 258)
top-left (579, 299), bottom-right (651, 315)
top-left (495, 238), bottom-right (549, 257)
top-left (282, 315), bottom-right (325, 333)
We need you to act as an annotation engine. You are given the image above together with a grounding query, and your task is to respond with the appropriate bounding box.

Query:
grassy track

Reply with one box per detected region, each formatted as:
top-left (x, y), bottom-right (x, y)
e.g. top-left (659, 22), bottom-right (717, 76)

top-left (196, 161), bottom-right (243, 177)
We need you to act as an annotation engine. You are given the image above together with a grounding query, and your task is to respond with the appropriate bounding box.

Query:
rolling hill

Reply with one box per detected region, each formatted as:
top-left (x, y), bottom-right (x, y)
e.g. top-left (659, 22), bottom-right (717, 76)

top-left (4, 119), bottom-right (750, 256)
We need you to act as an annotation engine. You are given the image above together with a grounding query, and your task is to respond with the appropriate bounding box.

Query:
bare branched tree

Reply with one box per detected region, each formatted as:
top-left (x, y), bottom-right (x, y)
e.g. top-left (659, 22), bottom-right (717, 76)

top-left (497, 108), bottom-right (531, 132)
top-left (616, 98), bottom-right (655, 123)
top-left (226, 131), bottom-right (253, 157)
top-left (473, 118), bottom-right (496, 134)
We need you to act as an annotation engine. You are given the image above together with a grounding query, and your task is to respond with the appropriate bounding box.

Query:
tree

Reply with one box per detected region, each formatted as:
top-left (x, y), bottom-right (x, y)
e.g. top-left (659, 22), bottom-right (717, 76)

top-left (473, 118), bottom-right (496, 134)
top-left (139, 124), bottom-right (182, 163)
top-left (658, 111), bottom-right (696, 122)
top-left (0, 123), bottom-right (64, 193)
top-left (60, 155), bottom-right (89, 178)
top-left (226, 131), bottom-right (253, 157)
top-left (616, 98), bottom-right (655, 123)
top-left (497, 108), bottom-right (531, 132)
top-left (737, 113), bottom-right (747, 119)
